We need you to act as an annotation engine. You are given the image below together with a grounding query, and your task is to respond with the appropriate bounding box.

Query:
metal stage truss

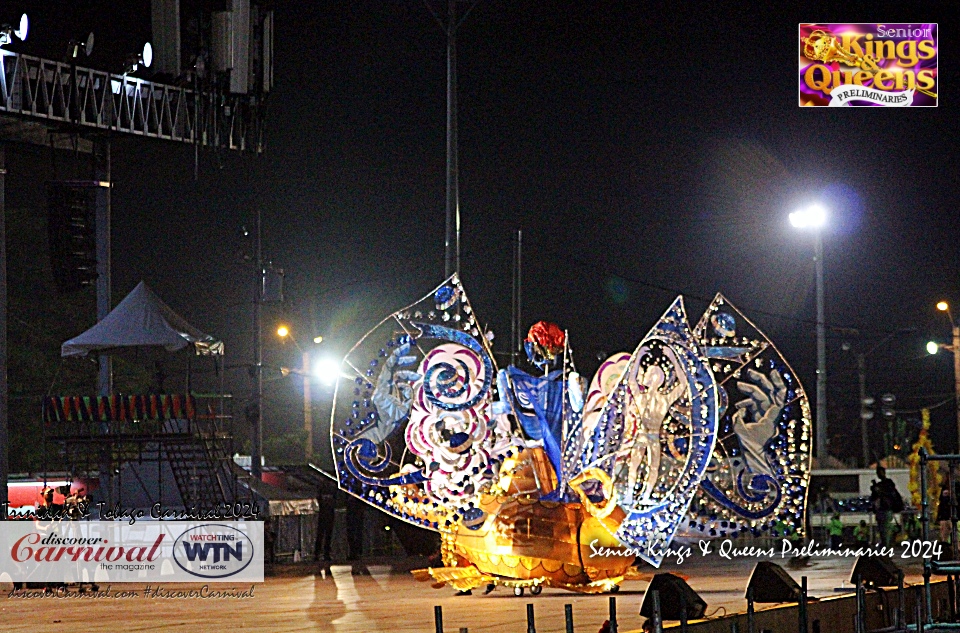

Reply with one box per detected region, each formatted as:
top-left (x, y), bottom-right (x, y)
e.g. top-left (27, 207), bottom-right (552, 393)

top-left (42, 394), bottom-right (251, 510)
top-left (1, 51), bottom-right (265, 153)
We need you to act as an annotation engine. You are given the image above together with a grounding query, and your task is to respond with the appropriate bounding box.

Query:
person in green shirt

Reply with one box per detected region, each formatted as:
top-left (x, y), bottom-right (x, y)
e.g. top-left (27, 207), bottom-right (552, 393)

top-left (828, 513), bottom-right (844, 549)
top-left (854, 520), bottom-right (871, 546)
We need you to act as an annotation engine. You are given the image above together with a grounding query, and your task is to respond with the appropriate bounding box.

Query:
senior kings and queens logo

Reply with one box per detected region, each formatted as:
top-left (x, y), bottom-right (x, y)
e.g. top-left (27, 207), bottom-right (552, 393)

top-left (799, 24), bottom-right (937, 107)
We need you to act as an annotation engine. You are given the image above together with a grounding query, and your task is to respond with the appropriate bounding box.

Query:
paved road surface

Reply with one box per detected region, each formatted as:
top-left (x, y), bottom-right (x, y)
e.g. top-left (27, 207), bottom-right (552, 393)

top-left (0, 555), bottom-right (927, 633)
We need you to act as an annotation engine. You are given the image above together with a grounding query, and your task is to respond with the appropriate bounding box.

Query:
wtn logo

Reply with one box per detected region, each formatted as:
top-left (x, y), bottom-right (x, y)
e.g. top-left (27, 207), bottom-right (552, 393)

top-left (173, 525), bottom-right (256, 579)
top-left (181, 541), bottom-right (243, 563)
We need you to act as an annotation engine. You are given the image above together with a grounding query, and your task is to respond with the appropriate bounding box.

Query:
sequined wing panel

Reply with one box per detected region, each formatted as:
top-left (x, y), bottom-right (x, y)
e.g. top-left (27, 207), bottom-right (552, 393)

top-left (683, 294), bottom-right (812, 540)
top-left (330, 275), bottom-right (517, 531)
top-left (576, 297), bottom-right (719, 566)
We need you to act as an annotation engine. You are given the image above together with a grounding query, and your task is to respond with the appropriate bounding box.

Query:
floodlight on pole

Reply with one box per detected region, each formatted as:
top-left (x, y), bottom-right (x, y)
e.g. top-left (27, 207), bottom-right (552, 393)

top-left (0, 13), bottom-right (28, 47)
top-left (791, 203), bottom-right (829, 460)
top-left (789, 204), bottom-right (827, 229)
top-left (314, 357), bottom-right (342, 386)
top-left (277, 325), bottom-right (289, 338)
top-left (123, 42), bottom-right (153, 75)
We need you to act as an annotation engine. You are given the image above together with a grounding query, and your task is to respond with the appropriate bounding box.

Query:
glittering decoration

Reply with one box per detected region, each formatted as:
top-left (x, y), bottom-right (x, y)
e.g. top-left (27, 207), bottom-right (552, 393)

top-left (331, 276), bottom-right (515, 531)
top-left (684, 294), bottom-right (812, 541)
top-left (711, 312), bottom-right (736, 338)
top-left (332, 280), bottom-right (810, 591)
top-left (570, 297), bottom-right (718, 566)
top-left (434, 284), bottom-right (460, 311)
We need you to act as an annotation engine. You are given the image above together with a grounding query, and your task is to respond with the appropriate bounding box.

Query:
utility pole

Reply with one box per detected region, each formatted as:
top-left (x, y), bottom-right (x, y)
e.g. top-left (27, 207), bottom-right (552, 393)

top-left (444, 0), bottom-right (461, 279)
top-left (303, 351), bottom-right (313, 461)
top-left (931, 303), bottom-right (960, 451)
top-left (953, 323), bottom-right (960, 451)
top-left (857, 352), bottom-right (869, 467)
top-left (252, 205), bottom-right (263, 480)
top-left (814, 229), bottom-right (828, 460)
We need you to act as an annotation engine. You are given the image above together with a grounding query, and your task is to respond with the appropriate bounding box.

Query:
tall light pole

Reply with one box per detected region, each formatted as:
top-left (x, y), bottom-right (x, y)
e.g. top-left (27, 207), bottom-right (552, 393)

top-left (277, 326), bottom-right (326, 461)
top-left (928, 301), bottom-right (960, 449)
top-left (444, 0), bottom-right (460, 279)
top-left (790, 204), bottom-right (828, 460)
top-left (424, 0), bottom-right (479, 278)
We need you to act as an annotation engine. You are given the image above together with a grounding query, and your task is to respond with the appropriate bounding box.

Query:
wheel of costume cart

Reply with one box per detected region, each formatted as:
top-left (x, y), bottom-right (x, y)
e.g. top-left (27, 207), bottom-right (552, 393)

top-left (530, 585), bottom-right (543, 596)
top-left (514, 586), bottom-right (524, 597)
top-left (609, 585), bottom-right (620, 593)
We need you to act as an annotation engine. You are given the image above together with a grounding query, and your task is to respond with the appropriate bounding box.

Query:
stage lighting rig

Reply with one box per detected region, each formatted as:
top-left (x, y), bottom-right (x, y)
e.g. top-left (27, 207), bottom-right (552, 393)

top-left (123, 41), bottom-right (153, 75)
top-left (0, 12), bottom-right (28, 48)
top-left (66, 32), bottom-right (95, 60)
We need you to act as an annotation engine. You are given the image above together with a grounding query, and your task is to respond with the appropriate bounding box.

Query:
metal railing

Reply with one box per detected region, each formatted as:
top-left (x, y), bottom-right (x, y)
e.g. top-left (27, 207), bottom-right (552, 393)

top-left (920, 449), bottom-right (960, 629)
top-left (1, 51), bottom-right (264, 152)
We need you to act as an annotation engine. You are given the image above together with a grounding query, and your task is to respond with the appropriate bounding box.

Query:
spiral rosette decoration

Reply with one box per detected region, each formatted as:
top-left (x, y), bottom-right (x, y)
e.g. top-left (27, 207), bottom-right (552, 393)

top-left (405, 343), bottom-right (505, 509)
top-left (577, 297), bottom-right (719, 567)
top-left (682, 294), bottom-right (812, 540)
top-left (330, 276), bottom-right (513, 531)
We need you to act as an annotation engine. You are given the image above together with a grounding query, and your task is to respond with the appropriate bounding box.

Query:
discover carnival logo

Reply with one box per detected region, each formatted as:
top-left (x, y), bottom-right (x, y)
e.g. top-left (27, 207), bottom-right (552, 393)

top-left (799, 23), bottom-right (937, 107)
top-left (173, 524), bottom-right (254, 579)
top-left (0, 521), bottom-right (263, 583)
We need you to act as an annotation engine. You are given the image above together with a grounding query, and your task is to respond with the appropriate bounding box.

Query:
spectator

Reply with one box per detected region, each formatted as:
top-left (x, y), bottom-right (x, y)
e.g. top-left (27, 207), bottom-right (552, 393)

top-left (264, 517), bottom-right (276, 564)
top-left (904, 511), bottom-right (922, 539)
top-left (828, 513), bottom-right (844, 549)
top-left (870, 467), bottom-right (903, 546)
top-left (314, 478), bottom-right (336, 562)
top-left (345, 492), bottom-right (365, 561)
top-left (854, 520), bottom-right (871, 546)
top-left (937, 479), bottom-right (957, 545)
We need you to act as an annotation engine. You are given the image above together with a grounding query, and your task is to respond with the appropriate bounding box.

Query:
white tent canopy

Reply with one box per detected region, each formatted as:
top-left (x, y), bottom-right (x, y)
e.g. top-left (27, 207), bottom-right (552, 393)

top-left (61, 281), bottom-right (223, 358)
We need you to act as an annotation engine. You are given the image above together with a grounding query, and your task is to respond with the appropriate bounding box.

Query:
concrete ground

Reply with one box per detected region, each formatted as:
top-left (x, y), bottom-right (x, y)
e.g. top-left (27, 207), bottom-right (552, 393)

top-left (0, 554), bottom-right (929, 633)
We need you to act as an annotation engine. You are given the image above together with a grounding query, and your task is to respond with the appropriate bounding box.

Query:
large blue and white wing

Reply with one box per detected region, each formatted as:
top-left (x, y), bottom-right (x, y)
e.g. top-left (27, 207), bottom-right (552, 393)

top-left (683, 294), bottom-right (812, 540)
top-left (330, 275), bottom-right (518, 531)
top-left (576, 297), bottom-right (719, 566)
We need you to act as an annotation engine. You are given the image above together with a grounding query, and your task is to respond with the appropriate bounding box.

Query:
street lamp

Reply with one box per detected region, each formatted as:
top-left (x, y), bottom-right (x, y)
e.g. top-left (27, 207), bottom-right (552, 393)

top-left (276, 325), bottom-right (324, 461)
top-left (790, 203), bottom-right (828, 461)
top-left (927, 301), bottom-right (960, 450)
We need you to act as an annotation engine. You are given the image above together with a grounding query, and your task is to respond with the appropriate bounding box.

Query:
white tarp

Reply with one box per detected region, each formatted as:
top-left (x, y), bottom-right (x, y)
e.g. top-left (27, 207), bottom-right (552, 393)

top-left (62, 281), bottom-right (223, 357)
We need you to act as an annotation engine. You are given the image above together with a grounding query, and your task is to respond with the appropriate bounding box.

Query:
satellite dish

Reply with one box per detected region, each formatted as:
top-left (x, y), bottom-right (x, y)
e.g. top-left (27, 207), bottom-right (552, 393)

top-left (15, 13), bottom-right (27, 41)
top-left (142, 41), bottom-right (153, 68)
top-left (84, 32), bottom-right (94, 57)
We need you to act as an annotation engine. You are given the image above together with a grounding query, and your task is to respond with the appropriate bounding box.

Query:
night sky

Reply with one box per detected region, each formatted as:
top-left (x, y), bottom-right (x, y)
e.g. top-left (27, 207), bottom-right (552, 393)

top-left (2, 2), bottom-right (957, 466)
